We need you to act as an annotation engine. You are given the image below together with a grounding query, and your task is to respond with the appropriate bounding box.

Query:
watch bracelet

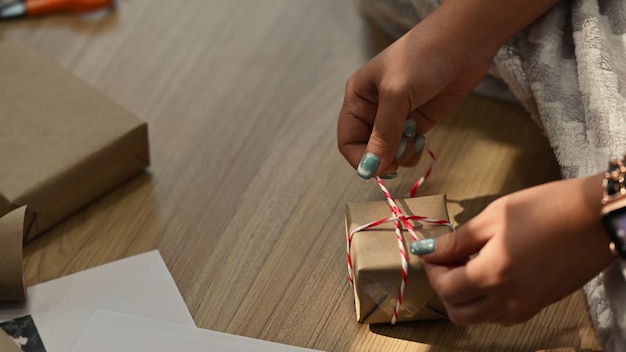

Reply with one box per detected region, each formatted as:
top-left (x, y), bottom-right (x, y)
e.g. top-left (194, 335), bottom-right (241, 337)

top-left (602, 156), bottom-right (626, 204)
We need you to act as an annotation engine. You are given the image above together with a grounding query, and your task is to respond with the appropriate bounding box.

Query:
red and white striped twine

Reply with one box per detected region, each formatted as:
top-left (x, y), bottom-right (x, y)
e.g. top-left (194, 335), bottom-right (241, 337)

top-left (408, 148), bottom-right (435, 198)
top-left (346, 146), bottom-right (453, 324)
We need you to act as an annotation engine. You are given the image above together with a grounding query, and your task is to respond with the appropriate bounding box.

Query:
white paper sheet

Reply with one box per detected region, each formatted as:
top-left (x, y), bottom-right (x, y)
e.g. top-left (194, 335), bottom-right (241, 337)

top-left (0, 251), bottom-right (195, 352)
top-left (72, 310), bottom-right (322, 352)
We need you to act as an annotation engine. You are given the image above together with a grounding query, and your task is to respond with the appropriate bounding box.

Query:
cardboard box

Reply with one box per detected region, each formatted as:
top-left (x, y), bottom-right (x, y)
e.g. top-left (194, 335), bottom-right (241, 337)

top-left (0, 39), bottom-right (150, 242)
top-left (346, 195), bottom-right (451, 324)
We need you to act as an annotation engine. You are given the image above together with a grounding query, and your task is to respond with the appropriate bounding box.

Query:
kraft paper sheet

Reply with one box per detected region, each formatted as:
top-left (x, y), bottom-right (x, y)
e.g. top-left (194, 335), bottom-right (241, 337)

top-left (0, 207), bottom-right (26, 301)
top-left (0, 329), bottom-right (21, 352)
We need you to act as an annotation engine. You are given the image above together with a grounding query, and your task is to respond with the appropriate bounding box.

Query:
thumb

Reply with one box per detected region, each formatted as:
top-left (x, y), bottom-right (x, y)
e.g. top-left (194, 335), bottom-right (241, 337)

top-left (356, 91), bottom-right (408, 179)
top-left (410, 222), bottom-right (487, 265)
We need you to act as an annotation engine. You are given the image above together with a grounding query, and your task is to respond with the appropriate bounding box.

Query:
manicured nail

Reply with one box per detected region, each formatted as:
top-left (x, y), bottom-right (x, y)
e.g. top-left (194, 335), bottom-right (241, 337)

top-left (380, 172), bottom-right (398, 179)
top-left (414, 134), bottom-right (425, 153)
top-left (357, 152), bottom-right (379, 179)
top-left (403, 119), bottom-right (416, 138)
top-left (410, 238), bottom-right (435, 255)
top-left (395, 138), bottom-right (407, 159)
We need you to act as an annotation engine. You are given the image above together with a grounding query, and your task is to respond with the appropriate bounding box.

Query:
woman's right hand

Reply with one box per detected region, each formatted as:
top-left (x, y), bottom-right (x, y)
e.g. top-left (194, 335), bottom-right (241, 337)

top-left (415, 174), bottom-right (615, 325)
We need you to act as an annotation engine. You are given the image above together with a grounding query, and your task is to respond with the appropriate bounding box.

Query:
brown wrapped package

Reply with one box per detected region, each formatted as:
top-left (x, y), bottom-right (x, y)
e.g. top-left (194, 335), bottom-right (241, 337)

top-left (0, 39), bottom-right (150, 242)
top-left (346, 195), bottom-right (452, 324)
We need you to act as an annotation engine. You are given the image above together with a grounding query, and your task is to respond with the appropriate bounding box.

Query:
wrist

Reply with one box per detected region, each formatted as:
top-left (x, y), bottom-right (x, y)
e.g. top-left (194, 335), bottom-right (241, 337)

top-left (579, 173), bottom-right (618, 265)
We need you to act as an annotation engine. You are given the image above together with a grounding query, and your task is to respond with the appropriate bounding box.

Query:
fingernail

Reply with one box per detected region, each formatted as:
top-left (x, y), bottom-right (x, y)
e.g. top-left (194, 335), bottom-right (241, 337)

top-left (381, 172), bottom-right (398, 179)
top-left (410, 238), bottom-right (435, 255)
top-left (357, 152), bottom-right (379, 179)
top-left (395, 138), bottom-right (407, 159)
top-left (403, 119), bottom-right (416, 138)
top-left (414, 134), bottom-right (425, 153)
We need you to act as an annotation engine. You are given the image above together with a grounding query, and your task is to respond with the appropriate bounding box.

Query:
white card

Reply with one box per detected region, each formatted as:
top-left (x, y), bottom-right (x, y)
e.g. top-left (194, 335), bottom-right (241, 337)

top-left (0, 251), bottom-right (195, 352)
top-left (73, 310), bottom-right (322, 352)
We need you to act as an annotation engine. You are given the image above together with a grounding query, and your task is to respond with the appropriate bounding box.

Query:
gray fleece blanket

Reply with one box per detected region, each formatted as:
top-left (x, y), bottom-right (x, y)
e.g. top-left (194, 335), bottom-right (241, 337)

top-left (356, 0), bottom-right (626, 350)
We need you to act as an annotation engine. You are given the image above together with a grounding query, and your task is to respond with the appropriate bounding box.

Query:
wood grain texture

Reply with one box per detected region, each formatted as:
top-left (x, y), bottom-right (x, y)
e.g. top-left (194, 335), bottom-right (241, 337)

top-left (1, 1), bottom-right (602, 351)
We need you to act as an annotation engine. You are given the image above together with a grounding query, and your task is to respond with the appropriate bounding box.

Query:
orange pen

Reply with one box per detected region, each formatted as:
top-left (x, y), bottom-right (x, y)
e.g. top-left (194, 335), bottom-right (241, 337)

top-left (0, 0), bottom-right (112, 19)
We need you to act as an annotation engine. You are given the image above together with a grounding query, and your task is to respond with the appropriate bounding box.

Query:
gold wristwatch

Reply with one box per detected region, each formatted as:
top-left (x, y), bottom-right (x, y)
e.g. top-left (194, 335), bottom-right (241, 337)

top-left (601, 156), bottom-right (626, 259)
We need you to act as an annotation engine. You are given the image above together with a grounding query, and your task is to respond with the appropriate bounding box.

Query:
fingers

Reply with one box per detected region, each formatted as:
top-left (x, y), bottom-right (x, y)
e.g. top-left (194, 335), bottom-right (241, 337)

top-left (408, 110), bottom-right (437, 135)
top-left (337, 62), bottom-right (440, 178)
top-left (354, 86), bottom-right (408, 179)
top-left (416, 219), bottom-right (489, 265)
top-left (497, 310), bottom-right (540, 326)
top-left (424, 262), bottom-right (496, 325)
top-left (425, 262), bottom-right (541, 325)
top-left (425, 263), bottom-right (485, 305)
top-left (337, 79), bottom-right (378, 171)
top-left (341, 70), bottom-right (434, 179)
top-left (387, 120), bottom-right (426, 173)
top-left (416, 219), bottom-right (492, 312)
top-left (415, 215), bottom-right (525, 325)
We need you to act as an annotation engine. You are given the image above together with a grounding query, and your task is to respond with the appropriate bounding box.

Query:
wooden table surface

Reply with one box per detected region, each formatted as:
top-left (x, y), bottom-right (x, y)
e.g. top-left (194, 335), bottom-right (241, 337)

top-left (1, 1), bottom-right (603, 351)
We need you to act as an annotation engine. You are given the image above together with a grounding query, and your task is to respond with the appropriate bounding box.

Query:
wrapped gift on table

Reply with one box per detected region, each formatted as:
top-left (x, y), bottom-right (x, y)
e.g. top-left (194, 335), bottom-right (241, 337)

top-left (345, 194), bottom-right (452, 324)
top-left (0, 39), bottom-right (150, 243)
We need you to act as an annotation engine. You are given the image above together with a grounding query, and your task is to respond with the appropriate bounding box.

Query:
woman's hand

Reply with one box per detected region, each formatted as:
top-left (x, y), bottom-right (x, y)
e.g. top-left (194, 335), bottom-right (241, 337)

top-left (337, 10), bottom-right (492, 179)
top-left (413, 174), bottom-right (616, 325)
top-left (337, 0), bottom-right (560, 179)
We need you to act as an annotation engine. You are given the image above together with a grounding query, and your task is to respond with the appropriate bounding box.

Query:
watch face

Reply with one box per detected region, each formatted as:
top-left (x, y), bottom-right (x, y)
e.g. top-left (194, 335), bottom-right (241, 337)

top-left (603, 206), bottom-right (626, 258)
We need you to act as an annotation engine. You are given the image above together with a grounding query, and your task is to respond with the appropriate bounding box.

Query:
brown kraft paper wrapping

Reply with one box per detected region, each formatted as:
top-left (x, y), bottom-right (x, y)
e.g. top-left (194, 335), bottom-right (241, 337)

top-left (0, 39), bottom-right (150, 242)
top-left (0, 207), bottom-right (27, 301)
top-left (346, 195), bottom-right (452, 324)
top-left (0, 329), bottom-right (22, 352)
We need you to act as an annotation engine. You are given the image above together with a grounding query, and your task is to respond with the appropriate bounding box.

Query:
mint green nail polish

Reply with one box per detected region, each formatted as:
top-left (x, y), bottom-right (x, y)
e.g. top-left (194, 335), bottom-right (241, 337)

top-left (414, 135), bottom-right (426, 153)
top-left (381, 172), bottom-right (398, 179)
top-left (357, 152), bottom-right (379, 179)
top-left (410, 238), bottom-right (435, 255)
top-left (403, 119), bottom-right (416, 138)
top-left (395, 138), bottom-right (407, 159)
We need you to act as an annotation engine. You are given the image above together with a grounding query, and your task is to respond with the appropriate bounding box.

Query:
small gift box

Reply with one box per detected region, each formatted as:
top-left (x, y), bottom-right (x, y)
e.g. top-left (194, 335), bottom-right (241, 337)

top-left (345, 194), bottom-right (452, 324)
